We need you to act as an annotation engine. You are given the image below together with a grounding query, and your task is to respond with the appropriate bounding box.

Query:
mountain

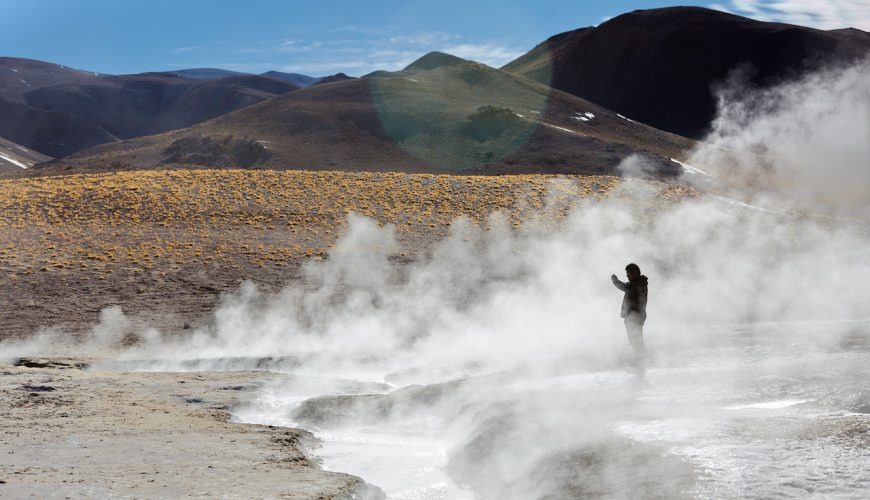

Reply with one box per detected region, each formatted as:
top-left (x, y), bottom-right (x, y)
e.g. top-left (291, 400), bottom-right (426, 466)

top-left (0, 57), bottom-right (301, 157)
top-left (0, 135), bottom-right (52, 173)
top-left (260, 71), bottom-right (321, 87)
top-left (0, 58), bottom-right (118, 158)
top-left (313, 73), bottom-right (355, 86)
top-left (40, 52), bottom-right (694, 177)
top-left (169, 68), bottom-right (244, 80)
top-left (503, 6), bottom-right (870, 138)
top-left (259, 71), bottom-right (352, 87)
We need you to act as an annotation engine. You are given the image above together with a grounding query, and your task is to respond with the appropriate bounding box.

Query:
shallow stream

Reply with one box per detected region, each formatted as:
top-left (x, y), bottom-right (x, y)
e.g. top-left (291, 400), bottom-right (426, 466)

top-left (229, 321), bottom-right (870, 499)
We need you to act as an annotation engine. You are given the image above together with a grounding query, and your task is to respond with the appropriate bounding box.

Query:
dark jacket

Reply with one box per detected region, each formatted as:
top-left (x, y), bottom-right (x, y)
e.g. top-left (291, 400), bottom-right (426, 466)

top-left (612, 275), bottom-right (648, 322)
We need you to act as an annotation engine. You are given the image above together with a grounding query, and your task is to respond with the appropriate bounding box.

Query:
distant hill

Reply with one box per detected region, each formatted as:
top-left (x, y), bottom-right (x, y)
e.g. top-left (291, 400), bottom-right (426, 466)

top-left (260, 71), bottom-right (321, 87)
top-left (0, 58), bottom-right (301, 157)
top-left (0, 135), bottom-right (52, 173)
top-left (41, 52), bottom-right (694, 177)
top-left (0, 58), bottom-right (118, 158)
top-left (313, 73), bottom-right (355, 86)
top-left (503, 6), bottom-right (870, 138)
top-left (259, 71), bottom-right (356, 87)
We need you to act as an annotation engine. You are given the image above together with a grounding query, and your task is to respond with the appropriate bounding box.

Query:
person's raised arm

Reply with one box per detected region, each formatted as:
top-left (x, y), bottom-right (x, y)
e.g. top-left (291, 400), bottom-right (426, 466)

top-left (611, 274), bottom-right (628, 291)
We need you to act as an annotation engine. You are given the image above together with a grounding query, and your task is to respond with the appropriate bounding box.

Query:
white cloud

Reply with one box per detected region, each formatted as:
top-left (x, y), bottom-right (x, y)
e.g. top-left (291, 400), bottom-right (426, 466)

top-left (325, 25), bottom-right (395, 36)
top-left (710, 0), bottom-right (870, 30)
top-left (170, 45), bottom-right (206, 54)
top-left (276, 39), bottom-right (323, 54)
top-left (388, 31), bottom-right (459, 46)
top-left (441, 43), bottom-right (526, 68)
top-left (172, 29), bottom-right (530, 77)
top-left (277, 31), bottom-right (525, 75)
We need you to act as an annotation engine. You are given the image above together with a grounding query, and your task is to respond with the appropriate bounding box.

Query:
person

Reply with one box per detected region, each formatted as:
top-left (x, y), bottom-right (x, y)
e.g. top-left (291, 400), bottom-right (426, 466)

top-left (611, 263), bottom-right (648, 376)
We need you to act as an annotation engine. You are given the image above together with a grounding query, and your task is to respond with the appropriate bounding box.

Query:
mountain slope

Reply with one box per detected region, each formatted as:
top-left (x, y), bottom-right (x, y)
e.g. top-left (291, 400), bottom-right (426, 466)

top-left (313, 73), bottom-right (355, 86)
top-left (40, 52), bottom-right (694, 177)
top-left (0, 136), bottom-right (52, 173)
top-left (1, 58), bottom-right (301, 157)
top-left (0, 58), bottom-right (116, 158)
top-left (503, 6), bottom-right (870, 138)
top-left (169, 68), bottom-right (244, 80)
top-left (260, 71), bottom-right (321, 87)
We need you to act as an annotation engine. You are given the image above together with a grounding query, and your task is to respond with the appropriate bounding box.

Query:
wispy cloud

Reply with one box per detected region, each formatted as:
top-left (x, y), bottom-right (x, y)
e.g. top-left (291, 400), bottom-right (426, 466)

top-left (441, 43), bottom-right (525, 67)
top-left (387, 31), bottom-right (459, 46)
top-left (325, 25), bottom-right (395, 36)
top-left (709, 0), bottom-right (870, 31)
top-left (310, 31), bottom-right (526, 73)
top-left (275, 39), bottom-right (323, 54)
top-left (170, 45), bottom-right (206, 54)
top-left (204, 29), bottom-right (528, 76)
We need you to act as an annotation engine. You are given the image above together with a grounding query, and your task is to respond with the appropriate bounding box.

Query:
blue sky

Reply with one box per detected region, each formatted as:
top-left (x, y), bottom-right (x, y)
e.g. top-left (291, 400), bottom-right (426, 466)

top-left (1, 0), bottom-right (867, 76)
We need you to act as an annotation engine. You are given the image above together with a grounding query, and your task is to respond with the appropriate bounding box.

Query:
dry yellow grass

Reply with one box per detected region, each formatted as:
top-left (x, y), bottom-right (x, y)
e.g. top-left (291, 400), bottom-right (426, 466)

top-left (0, 169), bottom-right (695, 278)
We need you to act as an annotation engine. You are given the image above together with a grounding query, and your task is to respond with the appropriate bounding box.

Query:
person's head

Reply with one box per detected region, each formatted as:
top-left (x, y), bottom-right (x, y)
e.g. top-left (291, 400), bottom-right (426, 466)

top-left (625, 263), bottom-right (641, 281)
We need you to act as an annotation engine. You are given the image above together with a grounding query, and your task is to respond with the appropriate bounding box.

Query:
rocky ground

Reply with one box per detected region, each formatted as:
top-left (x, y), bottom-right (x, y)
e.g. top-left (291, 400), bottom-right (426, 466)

top-left (0, 357), bottom-right (384, 498)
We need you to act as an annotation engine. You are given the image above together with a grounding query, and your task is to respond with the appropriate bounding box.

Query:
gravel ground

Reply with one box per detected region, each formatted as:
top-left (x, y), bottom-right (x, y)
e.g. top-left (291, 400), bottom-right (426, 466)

top-left (0, 357), bottom-right (384, 499)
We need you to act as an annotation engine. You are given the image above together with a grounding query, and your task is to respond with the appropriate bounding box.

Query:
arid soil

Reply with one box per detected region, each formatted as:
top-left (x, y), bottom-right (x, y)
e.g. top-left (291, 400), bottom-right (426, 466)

top-left (0, 169), bottom-right (696, 339)
top-left (0, 357), bottom-right (383, 498)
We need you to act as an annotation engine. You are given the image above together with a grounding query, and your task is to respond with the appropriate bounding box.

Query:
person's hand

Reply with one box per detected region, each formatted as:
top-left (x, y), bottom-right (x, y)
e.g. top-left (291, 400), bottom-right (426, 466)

top-left (611, 274), bottom-right (618, 282)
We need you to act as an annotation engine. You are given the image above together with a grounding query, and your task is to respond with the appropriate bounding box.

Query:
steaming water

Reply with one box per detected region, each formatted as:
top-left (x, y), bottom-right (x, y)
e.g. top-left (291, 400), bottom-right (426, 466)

top-left (227, 320), bottom-right (869, 499)
top-left (233, 370), bottom-right (478, 498)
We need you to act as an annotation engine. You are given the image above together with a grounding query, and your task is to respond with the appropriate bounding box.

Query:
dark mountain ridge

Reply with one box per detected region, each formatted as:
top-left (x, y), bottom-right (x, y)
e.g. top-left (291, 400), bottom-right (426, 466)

top-left (169, 68), bottom-right (244, 80)
top-left (1, 58), bottom-right (301, 157)
top-left (39, 52), bottom-right (694, 177)
top-left (260, 71), bottom-right (322, 87)
top-left (503, 6), bottom-right (870, 138)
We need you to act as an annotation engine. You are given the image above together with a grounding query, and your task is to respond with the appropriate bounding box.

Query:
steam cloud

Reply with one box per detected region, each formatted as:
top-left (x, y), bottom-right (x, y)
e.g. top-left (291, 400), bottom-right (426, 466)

top-left (2, 56), bottom-right (869, 499)
top-left (688, 56), bottom-right (870, 214)
top-left (8, 191), bottom-right (867, 365)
